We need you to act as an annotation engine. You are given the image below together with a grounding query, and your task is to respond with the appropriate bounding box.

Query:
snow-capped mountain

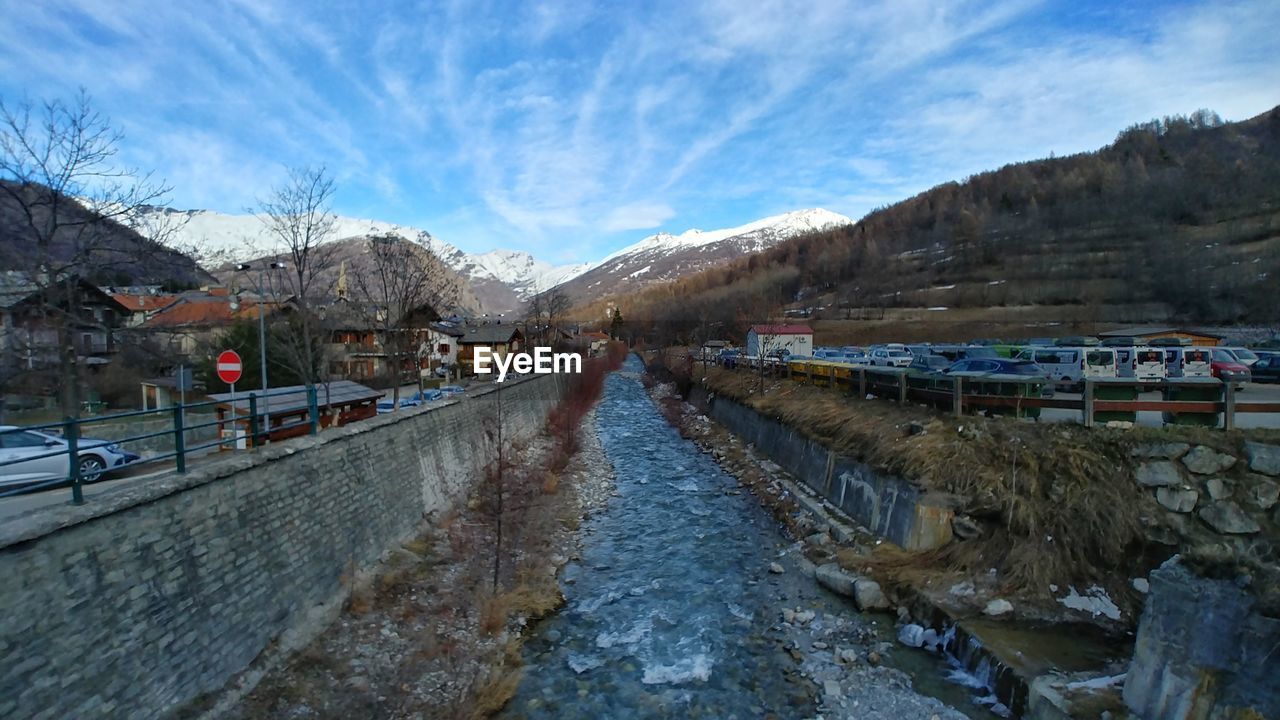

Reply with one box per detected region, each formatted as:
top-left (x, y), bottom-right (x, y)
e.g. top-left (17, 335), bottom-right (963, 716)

top-left (553, 208), bottom-right (853, 305)
top-left (142, 205), bottom-right (852, 313)
top-left (138, 206), bottom-right (588, 314)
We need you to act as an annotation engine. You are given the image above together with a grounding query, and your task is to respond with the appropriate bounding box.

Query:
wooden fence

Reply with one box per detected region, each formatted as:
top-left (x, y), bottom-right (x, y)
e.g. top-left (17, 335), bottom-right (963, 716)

top-left (706, 355), bottom-right (1280, 430)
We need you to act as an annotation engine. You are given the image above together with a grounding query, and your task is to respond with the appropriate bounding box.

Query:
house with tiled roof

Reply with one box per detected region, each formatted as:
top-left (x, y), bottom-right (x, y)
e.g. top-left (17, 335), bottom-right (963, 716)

top-left (135, 288), bottom-right (285, 361)
top-left (1, 272), bottom-right (131, 372)
top-left (746, 324), bottom-right (813, 357)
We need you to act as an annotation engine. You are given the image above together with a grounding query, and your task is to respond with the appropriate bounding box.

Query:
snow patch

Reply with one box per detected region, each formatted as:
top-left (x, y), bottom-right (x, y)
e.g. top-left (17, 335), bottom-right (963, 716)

top-left (1057, 585), bottom-right (1122, 620)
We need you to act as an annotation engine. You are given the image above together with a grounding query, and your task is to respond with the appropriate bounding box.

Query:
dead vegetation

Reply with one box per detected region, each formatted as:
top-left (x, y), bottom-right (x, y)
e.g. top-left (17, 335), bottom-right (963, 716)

top-left (700, 366), bottom-right (1280, 608)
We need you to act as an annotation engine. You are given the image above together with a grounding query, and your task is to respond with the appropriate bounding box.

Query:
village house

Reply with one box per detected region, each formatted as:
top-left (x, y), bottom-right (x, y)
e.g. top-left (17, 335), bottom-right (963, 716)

top-left (457, 324), bottom-right (524, 374)
top-left (134, 288), bottom-right (282, 362)
top-left (1, 272), bottom-right (131, 372)
top-left (745, 324), bottom-right (813, 357)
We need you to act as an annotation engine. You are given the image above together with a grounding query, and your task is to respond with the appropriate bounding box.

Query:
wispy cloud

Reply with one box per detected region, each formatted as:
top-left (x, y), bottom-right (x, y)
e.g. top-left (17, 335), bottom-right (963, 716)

top-left (1, 0), bottom-right (1277, 263)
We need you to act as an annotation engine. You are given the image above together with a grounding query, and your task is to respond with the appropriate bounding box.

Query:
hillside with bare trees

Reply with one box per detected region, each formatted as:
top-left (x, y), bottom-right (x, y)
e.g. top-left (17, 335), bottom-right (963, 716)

top-left (593, 106), bottom-right (1280, 345)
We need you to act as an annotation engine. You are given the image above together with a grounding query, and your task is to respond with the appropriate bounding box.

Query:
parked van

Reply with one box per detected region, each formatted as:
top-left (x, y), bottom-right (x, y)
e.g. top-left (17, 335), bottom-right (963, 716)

top-left (1017, 347), bottom-right (1083, 389)
top-left (1164, 347), bottom-right (1213, 378)
top-left (1082, 347), bottom-right (1119, 382)
top-left (1114, 346), bottom-right (1167, 385)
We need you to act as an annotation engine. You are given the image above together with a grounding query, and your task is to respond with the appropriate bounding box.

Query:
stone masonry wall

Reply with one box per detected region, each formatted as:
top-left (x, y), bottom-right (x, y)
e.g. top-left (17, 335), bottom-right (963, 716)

top-left (0, 373), bottom-right (567, 720)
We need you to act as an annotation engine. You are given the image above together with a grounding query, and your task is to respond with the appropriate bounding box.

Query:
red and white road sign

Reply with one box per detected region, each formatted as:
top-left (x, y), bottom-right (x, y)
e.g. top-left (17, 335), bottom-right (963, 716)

top-left (216, 350), bottom-right (243, 385)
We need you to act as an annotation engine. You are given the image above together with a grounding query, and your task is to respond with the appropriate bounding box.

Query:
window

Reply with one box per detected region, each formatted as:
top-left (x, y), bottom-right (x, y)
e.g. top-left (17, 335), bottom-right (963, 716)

top-left (1, 431), bottom-right (49, 449)
top-left (438, 343), bottom-right (450, 354)
top-left (1086, 351), bottom-right (1114, 366)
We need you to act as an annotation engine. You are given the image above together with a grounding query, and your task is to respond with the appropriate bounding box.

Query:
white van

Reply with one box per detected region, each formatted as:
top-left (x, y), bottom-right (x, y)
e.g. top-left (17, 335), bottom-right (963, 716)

top-left (1017, 347), bottom-right (1083, 389)
top-left (1115, 346), bottom-right (1167, 385)
top-left (1016, 346), bottom-right (1116, 390)
top-left (1164, 347), bottom-right (1212, 378)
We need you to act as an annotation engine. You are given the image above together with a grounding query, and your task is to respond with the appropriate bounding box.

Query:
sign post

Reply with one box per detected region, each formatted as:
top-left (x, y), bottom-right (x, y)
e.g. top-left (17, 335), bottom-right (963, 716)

top-left (217, 350), bottom-right (244, 448)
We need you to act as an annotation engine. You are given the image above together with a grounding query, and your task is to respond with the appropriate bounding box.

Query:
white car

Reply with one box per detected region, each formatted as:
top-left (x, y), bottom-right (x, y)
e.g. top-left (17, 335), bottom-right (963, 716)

top-left (869, 348), bottom-right (913, 367)
top-left (0, 426), bottom-right (139, 486)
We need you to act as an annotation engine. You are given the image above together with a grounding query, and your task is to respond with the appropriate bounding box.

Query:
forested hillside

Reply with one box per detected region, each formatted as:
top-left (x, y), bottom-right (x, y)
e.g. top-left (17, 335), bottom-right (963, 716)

top-left (602, 107), bottom-right (1280, 343)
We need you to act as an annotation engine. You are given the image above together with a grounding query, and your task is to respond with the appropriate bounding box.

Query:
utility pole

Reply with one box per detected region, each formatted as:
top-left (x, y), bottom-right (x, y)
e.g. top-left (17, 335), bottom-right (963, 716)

top-left (234, 261), bottom-right (287, 420)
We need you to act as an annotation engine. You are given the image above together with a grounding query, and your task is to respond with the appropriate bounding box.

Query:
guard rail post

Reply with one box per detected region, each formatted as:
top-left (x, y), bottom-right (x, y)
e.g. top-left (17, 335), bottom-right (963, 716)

top-left (952, 376), bottom-right (964, 417)
top-left (66, 416), bottom-right (83, 505)
top-left (897, 372), bottom-right (907, 406)
top-left (173, 404), bottom-right (187, 473)
top-left (1083, 379), bottom-right (1095, 428)
top-left (858, 368), bottom-right (867, 398)
top-left (248, 393), bottom-right (259, 448)
top-left (307, 385), bottom-right (319, 435)
top-left (1224, 382), bottom-right (1236, 431)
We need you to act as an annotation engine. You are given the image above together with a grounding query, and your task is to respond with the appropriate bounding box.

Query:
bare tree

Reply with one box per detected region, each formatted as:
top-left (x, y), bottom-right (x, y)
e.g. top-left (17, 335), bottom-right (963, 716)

top-left (256, 166), bottom-right (339, 385)
top-left (0, 90), bottom-right (175, 414)
top-left (348, 234), bottom-right (461, 405)
top-left (525, 287), bottom-right (572, 346)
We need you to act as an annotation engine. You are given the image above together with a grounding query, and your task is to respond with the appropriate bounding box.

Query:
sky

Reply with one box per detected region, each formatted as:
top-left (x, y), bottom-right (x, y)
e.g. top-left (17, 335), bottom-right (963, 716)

top-left (1, 0), bottom-right (1278, 265)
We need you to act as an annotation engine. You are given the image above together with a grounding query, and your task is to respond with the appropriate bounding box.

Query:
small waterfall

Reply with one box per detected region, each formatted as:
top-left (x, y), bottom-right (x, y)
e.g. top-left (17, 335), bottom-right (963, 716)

top-left (936, 622), bottom-right (1013, 718)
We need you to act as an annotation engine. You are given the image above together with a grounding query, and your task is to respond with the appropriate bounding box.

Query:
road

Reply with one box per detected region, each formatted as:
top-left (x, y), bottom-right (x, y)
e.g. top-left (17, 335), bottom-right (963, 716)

top-left (0, 380), bottom-right (486, 522)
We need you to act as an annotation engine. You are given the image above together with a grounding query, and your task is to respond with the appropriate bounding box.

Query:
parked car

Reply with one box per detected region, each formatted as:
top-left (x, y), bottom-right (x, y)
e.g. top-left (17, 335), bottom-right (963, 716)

top-left (0, 426), bottom-right (140, 486)
top-left (908, 354), bottom-right (951, 373)
top-left (439, 385), bottom-right (465, 396)
top-left (718, 348), bottom-right (740, 369)
top-left (411, 389), bottom-right (444, 402)
top-left (941, 358), bottom-right (1047, 378)
top-left (1209, 349), bottom-right (1251, 384)
top-left (1221, 347), bottom-right (1260, 367)
top-left (869, 348), bottom-right (913, 367)
top-left (840, 350), bottom-right (870, 364)
top-left (376, 396), bottom-right (422, 414)
top-left (1250, 352), bottom-right (1280, 383)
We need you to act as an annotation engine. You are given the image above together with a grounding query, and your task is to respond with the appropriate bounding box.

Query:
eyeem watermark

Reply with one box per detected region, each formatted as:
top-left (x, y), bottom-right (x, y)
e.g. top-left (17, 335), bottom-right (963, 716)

top-left (474, 346), bottom-right (582, 383)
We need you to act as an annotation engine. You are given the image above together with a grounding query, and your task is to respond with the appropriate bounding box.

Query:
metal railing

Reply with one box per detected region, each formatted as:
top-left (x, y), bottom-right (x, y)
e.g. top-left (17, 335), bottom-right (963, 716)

top-left (0, 385), bottom-right (323, 505)
top-left (706, 355), bottom-right (1280, 429)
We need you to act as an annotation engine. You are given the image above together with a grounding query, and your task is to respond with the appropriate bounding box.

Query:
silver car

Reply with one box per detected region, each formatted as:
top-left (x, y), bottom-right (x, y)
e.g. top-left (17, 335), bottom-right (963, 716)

top-left (0, 426), bottom-right (139, 486)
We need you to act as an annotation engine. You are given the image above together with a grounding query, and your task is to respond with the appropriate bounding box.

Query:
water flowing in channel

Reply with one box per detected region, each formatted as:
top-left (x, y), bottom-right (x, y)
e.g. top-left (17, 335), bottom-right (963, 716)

top-left (502, 357), bottom-right (814, 718)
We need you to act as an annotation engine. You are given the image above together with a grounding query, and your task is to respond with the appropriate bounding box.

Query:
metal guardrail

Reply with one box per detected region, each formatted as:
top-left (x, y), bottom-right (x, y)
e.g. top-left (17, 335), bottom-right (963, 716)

top-left (0, 385), bottom-right (324, 505)
top-left (706, 355), bottom-right (1280, 429)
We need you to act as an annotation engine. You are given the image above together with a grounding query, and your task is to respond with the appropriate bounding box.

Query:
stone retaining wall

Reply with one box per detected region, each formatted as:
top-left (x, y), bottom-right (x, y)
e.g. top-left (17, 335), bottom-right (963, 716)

top-left (0, 374), bottom-right (567, 720)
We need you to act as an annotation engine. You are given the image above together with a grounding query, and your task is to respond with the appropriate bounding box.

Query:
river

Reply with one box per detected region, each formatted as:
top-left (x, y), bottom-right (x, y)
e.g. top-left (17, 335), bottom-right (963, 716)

top-left (501, 356), bottom-right (975, 719)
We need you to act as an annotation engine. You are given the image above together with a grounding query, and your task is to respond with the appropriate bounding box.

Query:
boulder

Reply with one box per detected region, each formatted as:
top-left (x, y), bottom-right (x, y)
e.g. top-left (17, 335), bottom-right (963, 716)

top-left (1132, 577), bottom-right (1150, 594)
top-left (769, 562), bottom-right (785, 574)
top-left (1131, 442), bottom-right (1191, 460)
top-left (1182, 446), bottom-right (1237, 475)
top-left (805, 532), bottom-right (831, 547)
top-left (951, 515), bottom-right (983, 540)
top-left (814, 563), bottom-right (857, 598)
top-left (984, 598), bottom-right (1014, 617)
top-left (1204, 477), bottom-right (1231, 502)
top-left (1248, 478), bottom-right (1278, 510)
top-left (1198, 501), bottom-right (1261, 535)
top-left (898, 623), bottom-right (926, 648)
top-left (1156, 486), bottom-right (1199, 513)
top-left (1244, 441), bottom-right (1280, 476)
top-left (1136, 461), bottom-right (1183, 488)
top-left (854, 578), bottom-right (891, 611)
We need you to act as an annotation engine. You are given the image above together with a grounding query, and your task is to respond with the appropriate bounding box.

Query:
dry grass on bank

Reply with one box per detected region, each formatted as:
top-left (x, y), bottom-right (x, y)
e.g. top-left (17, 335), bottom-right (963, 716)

top-left (702, 368), bottom-right (1163, 596)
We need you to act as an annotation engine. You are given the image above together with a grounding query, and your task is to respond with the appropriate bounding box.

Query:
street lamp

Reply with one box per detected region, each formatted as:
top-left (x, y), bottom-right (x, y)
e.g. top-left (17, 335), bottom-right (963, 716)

top-left (234, 261), bottom-right (287, 419)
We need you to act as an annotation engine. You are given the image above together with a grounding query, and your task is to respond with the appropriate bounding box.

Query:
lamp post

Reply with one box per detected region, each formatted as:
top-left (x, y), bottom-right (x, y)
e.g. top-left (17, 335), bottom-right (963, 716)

top-left (233, 261), bottom-right (287, 420)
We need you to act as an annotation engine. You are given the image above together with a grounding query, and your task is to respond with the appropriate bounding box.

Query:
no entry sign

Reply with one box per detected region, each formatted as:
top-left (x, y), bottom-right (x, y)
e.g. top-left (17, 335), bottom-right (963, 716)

top-left (216, 350), bottom-right (243, 385)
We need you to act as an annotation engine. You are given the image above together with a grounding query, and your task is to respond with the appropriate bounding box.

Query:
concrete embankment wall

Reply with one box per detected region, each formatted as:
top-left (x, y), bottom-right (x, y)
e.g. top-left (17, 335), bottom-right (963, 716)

top-left (0, 374), bottom-right (566, 720)
top-left (694, 388), bottom-right (954, 551)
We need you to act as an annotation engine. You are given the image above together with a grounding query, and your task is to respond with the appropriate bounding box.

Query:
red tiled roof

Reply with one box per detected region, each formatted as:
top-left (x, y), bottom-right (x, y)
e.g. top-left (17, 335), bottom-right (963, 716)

top-left (750, 325), bottom-right (813, 335)
top-left (579, 331), bottom-right (610, 340)
top-left (111, 294), bottom-right (180, 312)
top-left (140, 297), bottom-right (282, 329)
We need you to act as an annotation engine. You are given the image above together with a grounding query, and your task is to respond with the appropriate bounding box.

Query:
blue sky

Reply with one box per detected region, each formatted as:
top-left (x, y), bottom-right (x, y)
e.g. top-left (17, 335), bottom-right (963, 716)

top-left (1, 0), bottom-right (1278, 264)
